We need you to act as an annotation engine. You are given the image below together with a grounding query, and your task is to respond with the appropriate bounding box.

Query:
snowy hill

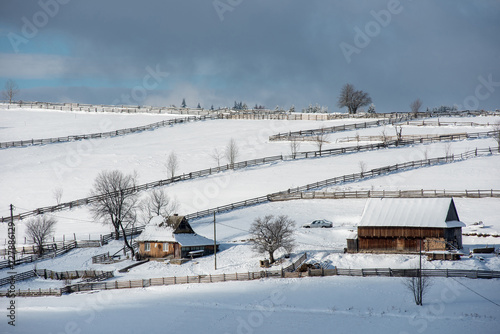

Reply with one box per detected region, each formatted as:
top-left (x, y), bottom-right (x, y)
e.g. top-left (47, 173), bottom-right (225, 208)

top-left (0, 107), bottom-right (499, 334)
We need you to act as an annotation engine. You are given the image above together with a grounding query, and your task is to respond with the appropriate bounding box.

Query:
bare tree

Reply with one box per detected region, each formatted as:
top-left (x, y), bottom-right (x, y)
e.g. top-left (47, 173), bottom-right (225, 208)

top-left (225, 138), bottom-right (239, 167)
top-left (410, 98), bottom-right (423, 117)
top-left (337, 83), bottom-right (372, 114)
top-left (139, 188), bottom-right (178, 224)
top-left (404, 270), bottom-right (432, 306)
top-left (290, 138), bottom-right (301, 159)
top-left (165, 151), bottom-right (179, 178)
top-left (359, 161), bottom-right (367, 176)
top-left (52, 187), bottom-right (63, 205)
top-left (444, 143), bottom-right (453, 161)
top-left (314, 127), bottom-right (329, 153)
top-left (25, 215), bottom-right (57, 255)
top-left (209, 148), bottom-right (224, 167)
top-left (249, 215), bottom-right (295, 264)
top-left (380, 128), bottom-right (390, 147)
top-left (395, 125), bottom-right (403, 146)
top-left (89, 170), bottom-right (139, 256)
top-left (2, 79), bottom-right (19, 104)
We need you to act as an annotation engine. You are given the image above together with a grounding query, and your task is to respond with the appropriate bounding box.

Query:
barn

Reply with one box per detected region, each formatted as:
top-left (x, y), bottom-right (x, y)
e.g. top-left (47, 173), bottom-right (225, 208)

top-left (347, 198), bottom-right (465, 253)
top-left (136, 215), bottom-right (218, 260)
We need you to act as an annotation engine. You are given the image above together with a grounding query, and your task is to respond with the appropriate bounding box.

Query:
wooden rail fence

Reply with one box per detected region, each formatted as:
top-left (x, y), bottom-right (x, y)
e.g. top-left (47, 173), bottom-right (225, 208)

top-left (0, 227), bottom-right (144, 270)
top-left (0, 114), bottom-right (220, 149)
top-left (283, 253), bottom-right (308, 272)
top-left (269, 189), bottom-right (500, 202)
top-left (405, 120), bottom-right (494, 127)
top-left (0, 269), bottom-right (114, 287)
top-left (185, 147), bottom-right (498, 221)
top-left (269, 118), bottom-right (403, 141)
top-left (337, 130), bottom-right (499, 143)
top-left (3, 122), bottom-right (497, 224)
top-left (2, 267), bottom-right (498, 297)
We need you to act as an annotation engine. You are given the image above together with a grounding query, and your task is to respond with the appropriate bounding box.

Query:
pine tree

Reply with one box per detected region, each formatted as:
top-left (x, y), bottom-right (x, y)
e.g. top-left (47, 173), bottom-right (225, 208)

top-left (181, 98), bottom-right (187, 108)
top-left (197, 103), bottom-right (201, 108)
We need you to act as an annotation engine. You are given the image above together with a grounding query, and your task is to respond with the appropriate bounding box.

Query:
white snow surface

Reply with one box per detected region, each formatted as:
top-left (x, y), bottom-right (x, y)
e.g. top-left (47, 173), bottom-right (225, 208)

top-left (0, 108), bottom-right (499, 333)
top-left (3, 276), bottom-right (499, 334)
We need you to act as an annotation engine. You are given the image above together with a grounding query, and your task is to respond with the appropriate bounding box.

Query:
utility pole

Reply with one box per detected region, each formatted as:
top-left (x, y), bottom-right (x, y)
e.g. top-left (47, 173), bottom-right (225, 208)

top-left (419, 236), bottom-right (423, 306)
top-left (213, 212), bottom-right (217, 270)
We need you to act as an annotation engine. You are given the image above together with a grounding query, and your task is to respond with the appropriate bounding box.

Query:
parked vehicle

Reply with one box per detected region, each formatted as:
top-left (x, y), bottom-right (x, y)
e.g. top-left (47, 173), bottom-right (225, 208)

top-left (302, 219), bottom-right (333, 228)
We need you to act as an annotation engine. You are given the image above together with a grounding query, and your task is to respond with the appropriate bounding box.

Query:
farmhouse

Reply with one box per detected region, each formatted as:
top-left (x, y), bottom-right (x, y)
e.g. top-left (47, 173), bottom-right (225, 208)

top-left (347, 198), bottom-right (465, 253)
top-left (136, 215), bottom-right (218, 260)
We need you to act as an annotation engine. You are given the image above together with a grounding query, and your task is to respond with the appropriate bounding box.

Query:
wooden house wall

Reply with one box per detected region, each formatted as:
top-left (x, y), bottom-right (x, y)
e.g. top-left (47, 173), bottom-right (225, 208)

top-left (139, 242), bottom-right (216, 259)
top-left (358, 227), bottom-right (445, 239)
top-left (139, 241), bottom-right (176, 258)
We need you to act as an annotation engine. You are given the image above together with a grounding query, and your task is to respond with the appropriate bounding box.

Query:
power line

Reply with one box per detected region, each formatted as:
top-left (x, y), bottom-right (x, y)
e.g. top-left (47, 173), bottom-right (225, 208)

top-left (451, 277), bottom-right (500, 308)
top-left (428, 257), bottom-right (500, 308)
top-left (14, 208), bottom-right (95, 223)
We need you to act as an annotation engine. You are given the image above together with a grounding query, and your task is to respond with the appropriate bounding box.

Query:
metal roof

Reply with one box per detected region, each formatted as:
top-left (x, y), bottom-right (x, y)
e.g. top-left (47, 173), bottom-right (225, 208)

top-left (359, 198), bottom-right (465, 228)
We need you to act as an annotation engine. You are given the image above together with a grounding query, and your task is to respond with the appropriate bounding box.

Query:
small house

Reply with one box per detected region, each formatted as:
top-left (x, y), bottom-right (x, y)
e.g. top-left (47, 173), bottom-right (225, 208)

top-left (348, 198), bottom-right (465, 253)
top-left (136, 215), bottom-right (218, 259)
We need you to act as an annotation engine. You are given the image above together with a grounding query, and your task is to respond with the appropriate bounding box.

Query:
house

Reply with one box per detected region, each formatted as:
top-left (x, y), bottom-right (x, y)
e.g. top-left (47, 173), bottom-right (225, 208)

top-left (136, 215), bottom-right (218, 260)
top-left (347, 198), bottom-right (465, 253)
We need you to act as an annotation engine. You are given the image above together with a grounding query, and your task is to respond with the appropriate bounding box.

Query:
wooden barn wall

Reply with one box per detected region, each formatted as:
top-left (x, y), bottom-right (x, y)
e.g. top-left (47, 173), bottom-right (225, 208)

top-left (358, 227), bottom-right (445, 239)
top-left (359, 237), bottom-right (449, 252)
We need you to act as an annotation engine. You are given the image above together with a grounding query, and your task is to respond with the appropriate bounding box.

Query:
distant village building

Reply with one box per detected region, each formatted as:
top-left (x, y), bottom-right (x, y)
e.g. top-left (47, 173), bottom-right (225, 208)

top-left (347, 198), bottom-right (465, 253)
top-left (136, 215), bottom-right (218, 260)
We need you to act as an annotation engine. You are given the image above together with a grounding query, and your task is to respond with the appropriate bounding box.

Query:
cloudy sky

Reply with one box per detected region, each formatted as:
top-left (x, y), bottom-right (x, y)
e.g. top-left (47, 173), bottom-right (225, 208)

top-left (1, 0), bottom-right (499, 112)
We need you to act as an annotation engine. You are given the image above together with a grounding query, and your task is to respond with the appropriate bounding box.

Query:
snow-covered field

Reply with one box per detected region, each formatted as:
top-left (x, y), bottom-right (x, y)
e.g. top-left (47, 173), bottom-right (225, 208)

top-left (6, 276), bottom-right (500, 334)
top-left (0, 107), bottom-right (499, 333)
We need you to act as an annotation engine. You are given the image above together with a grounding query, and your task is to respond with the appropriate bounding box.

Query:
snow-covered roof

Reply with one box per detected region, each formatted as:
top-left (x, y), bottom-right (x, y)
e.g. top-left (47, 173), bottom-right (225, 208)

top-left (174, 233), bottom-right (216, 247)
top-left (135, 215), bottom-right (216, 246)
top-left (135, 223), bottom-right (176, 242)
top-left (359, 198), bottom-right (465, 228)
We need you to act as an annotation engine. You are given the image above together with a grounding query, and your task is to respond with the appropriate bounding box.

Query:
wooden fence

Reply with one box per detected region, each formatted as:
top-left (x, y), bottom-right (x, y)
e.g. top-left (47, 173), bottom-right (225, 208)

top-left (405, 120), bottom-right (494, 127)
top-left (0, 114), bottom-right (220, 149)
top-left (269, 189), bottom-right (500, 202)
top-left (283, 253), bottom-right (308, 272)
top-left (2, 267), bottom-right (498, 297)
top-left (0, 228), bottom-right (144, 270)
top-left (3, 122), bottom-right (496, 225)
top-left (186, 147), bottom-right (498, 221)
top-left (337, 130), bottom-right (499, 143)
top-left (3, 101), bottom-right (498, 118)
top-left (0, 269), bottom-right (114, 287)
top-left (269, 118), bottom-right (402, 141)
top-left (0, 101), bottom-right (223, 116)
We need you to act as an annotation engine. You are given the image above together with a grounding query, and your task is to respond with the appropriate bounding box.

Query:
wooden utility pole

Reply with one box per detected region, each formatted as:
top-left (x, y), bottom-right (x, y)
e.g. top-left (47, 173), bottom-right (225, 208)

top-left (418, 235), bottom-right (423, 306)
top-left (214, 212), bottom-right (217, 270)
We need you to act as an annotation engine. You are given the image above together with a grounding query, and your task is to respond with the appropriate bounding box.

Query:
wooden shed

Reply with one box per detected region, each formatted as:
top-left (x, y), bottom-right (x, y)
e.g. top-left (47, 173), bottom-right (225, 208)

top-left (349, 198), bottom-right (465, 253)
top-left (136, 215), bottom-right (218, 260)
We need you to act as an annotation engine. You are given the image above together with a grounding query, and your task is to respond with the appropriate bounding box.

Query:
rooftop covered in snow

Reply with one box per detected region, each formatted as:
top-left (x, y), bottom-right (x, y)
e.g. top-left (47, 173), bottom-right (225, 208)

top-left (135, 216), bottom-right (216, 246)
top-left (358, 198), bottom-right (465, 228)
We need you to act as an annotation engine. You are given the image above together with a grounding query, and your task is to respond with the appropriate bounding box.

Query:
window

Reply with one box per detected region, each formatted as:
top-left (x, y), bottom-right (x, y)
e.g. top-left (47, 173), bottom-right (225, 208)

top-left (163, 243), bottom-right (168, 252)
top-left (145, 243), bottom-right (151, 252)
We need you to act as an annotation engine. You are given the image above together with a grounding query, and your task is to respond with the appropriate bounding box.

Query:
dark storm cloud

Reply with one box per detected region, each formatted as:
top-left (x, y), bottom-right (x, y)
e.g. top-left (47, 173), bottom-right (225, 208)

top-left (1, 0), bottom-right (499, 111)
